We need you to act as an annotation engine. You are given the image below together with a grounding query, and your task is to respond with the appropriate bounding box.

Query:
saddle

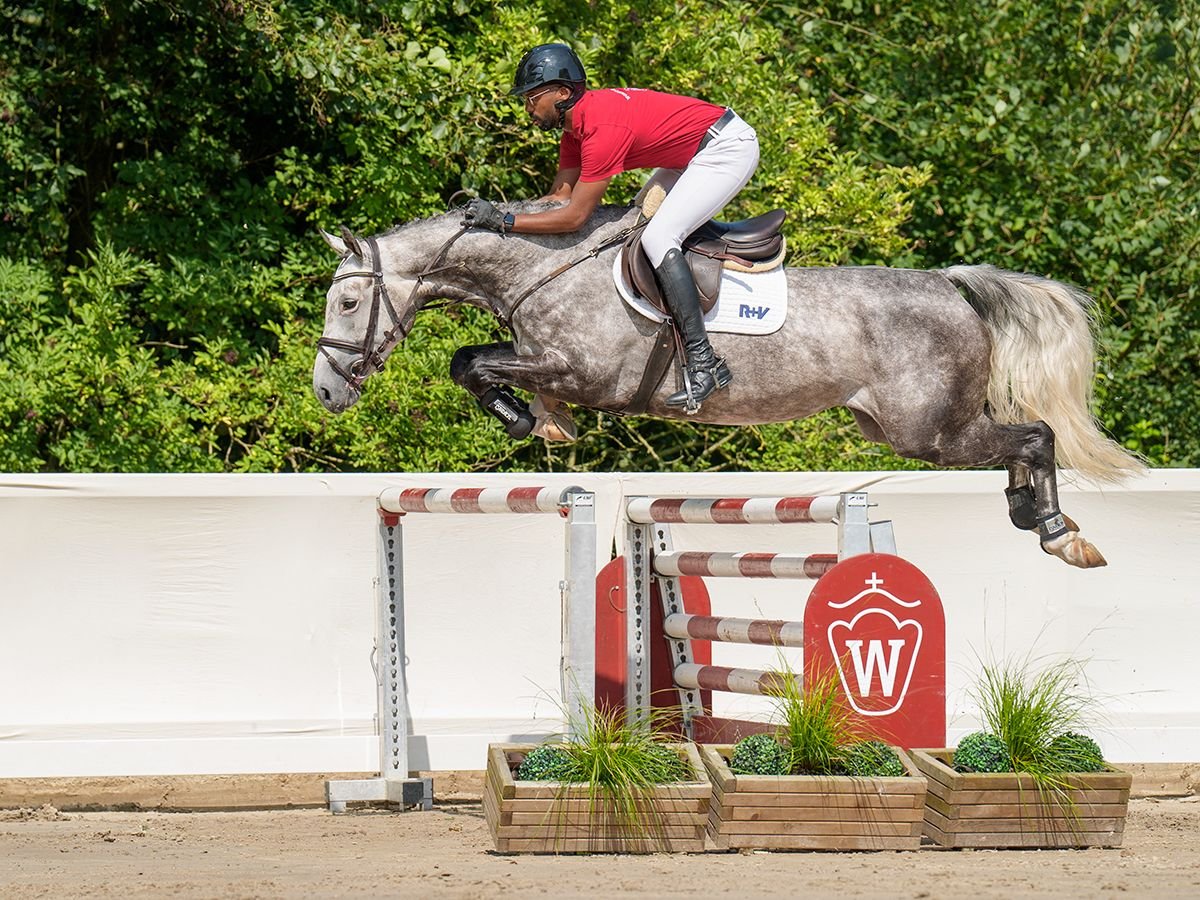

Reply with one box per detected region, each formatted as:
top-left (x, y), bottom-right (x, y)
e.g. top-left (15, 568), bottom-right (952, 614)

top-left (620, 209), bottom-right (788, 314)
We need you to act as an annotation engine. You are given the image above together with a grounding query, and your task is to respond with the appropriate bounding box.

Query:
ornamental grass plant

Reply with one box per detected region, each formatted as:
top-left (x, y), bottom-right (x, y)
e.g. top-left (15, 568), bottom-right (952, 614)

top-left (772, 664), bottom-right (860, 775)
top-left (964, 654), bottom-right (1109, 815)
top-left (555, 702), bottom-right (691, 789)
top-left (511, 700), bottom-right (698, 847)
top-left (727, 660), bottom-right (908, 778)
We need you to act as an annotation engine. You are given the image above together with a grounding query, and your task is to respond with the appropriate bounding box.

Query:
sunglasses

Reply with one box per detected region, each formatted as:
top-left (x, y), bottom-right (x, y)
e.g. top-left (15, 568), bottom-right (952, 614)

top-left (523, 86), bottom-right (557, 108)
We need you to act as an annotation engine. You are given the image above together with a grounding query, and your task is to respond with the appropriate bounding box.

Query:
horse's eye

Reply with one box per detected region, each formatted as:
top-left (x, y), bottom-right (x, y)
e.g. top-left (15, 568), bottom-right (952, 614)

top-left (341, 298), bottom-right (359, 314)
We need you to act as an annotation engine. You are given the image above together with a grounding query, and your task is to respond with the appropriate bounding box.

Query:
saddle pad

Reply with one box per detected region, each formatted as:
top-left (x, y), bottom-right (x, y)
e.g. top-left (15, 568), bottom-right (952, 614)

top-left (612, 250), bottom-right (787, 335)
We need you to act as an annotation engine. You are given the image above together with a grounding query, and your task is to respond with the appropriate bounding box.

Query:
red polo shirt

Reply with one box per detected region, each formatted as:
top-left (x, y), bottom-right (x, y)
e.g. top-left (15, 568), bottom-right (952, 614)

top-left (558, 88), bottom-right (726, 182)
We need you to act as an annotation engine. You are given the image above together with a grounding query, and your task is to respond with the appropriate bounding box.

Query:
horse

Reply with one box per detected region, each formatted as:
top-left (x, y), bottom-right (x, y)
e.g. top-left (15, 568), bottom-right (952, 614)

top-left (312, 199), bottom-right (1144, 569)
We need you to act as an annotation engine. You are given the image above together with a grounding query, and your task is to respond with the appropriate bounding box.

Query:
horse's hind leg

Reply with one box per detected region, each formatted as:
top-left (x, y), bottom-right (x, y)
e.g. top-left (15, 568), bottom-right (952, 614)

top-left (1005, 464), bottom-right (1082, 535)
top-left (1014, 424), bottom-right (1103, 567)
top-left (883, 413), bottom-right (1107, 568)
top-left (1005, 466), bottom-right (1038, 530)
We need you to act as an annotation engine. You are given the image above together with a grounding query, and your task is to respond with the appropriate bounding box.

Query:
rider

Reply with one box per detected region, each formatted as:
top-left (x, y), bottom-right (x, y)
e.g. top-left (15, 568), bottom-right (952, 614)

top-left (464, 43), bottom-right (760, 412)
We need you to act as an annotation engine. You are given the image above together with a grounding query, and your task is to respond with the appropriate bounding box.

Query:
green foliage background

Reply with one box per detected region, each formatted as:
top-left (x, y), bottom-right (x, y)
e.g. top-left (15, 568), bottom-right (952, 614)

top-left (1, 0), bottom-right (1195, 473)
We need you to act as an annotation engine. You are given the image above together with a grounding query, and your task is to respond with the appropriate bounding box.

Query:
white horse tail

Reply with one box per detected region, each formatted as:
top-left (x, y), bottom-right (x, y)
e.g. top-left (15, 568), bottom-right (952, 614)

top-left (942, 264), bottom-right (1145, 483)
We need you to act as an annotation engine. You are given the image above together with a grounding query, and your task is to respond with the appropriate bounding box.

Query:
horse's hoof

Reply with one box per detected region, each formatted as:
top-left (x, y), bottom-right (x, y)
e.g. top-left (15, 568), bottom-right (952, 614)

top-left (531, 397), bottom-right (578, 442)
top-left (1041, 531), bottom-right (1108, 568)
top-left (533, 412), bottom-right (577, 442)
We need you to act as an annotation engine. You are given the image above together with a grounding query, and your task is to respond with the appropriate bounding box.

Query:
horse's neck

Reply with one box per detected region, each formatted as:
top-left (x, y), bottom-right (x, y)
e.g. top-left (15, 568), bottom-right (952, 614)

top-left (470, 207), bottom-right (637, 313)
top-left (377, 206), bottom-right (636, 317)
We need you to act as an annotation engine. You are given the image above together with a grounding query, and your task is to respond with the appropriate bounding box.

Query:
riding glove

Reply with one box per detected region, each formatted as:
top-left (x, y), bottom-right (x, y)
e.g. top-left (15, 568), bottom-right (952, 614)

top-left (463, 197), bottom-right (510, 233)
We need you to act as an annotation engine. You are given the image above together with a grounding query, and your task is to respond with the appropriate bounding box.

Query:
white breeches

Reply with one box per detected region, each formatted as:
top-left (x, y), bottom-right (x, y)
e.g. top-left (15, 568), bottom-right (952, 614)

top-left (640, 111), bottom-right (760, 268)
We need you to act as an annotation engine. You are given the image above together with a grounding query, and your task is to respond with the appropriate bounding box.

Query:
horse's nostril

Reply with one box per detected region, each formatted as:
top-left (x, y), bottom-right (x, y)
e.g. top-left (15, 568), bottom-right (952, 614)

top-left (320, 386), bottom-right (332, 403)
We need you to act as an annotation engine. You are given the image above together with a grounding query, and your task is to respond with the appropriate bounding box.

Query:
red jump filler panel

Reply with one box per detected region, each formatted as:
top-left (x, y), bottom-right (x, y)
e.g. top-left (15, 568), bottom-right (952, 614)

top-left (805, 553), bottom-right (945, 748)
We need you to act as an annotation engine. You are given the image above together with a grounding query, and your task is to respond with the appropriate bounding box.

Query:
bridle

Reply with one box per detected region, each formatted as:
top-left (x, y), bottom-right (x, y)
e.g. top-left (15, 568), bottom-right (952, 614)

top-left (316, 229), bottom-right (468, 391)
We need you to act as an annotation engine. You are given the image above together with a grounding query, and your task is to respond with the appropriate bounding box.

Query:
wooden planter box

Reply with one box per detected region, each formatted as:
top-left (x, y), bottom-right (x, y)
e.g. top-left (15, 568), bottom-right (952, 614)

top-left (911, 748), bottom-right (1132, 848)
top-left (484, 742), bottom-right (711, 853)
top-left (699, 745), bottom-right (926, 851)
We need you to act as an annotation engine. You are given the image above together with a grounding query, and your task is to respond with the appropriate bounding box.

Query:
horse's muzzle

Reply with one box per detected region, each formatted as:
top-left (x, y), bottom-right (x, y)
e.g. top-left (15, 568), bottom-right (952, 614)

top-left (313, 363), bottom-right (361, 414)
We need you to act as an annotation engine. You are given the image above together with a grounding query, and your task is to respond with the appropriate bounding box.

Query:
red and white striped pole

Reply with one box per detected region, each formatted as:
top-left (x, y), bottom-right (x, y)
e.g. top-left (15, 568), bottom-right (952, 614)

top-left (654, 550), bottom-right (837, 579)
top-left (674, 662), bottom-right (802, 696)
top-left (626, 495), bottom-right (840, 525)
top-left (379, 485), bottom-right (567, 516)
top-left (663, 612), bottom-right (805, 648)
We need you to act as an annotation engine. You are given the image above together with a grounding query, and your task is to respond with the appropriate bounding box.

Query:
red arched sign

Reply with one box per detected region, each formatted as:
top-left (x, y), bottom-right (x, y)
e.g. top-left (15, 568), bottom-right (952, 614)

top-left (805, 554), bottom-right (945, 748)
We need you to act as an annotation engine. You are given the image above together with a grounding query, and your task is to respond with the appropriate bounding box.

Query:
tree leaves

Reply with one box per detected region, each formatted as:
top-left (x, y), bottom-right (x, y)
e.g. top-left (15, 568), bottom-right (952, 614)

top-left (1, 0), bottom-right (1194, 471)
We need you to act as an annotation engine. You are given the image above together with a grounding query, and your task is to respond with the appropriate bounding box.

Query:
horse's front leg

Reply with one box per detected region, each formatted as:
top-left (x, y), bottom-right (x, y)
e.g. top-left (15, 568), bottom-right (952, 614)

top-left (450, 342), bottom-right (574, 440)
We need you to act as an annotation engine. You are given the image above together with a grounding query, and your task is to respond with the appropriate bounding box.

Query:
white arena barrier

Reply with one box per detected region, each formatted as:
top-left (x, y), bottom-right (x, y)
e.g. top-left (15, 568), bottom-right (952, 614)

top-left (0, 469), bottom-right (1197, 784)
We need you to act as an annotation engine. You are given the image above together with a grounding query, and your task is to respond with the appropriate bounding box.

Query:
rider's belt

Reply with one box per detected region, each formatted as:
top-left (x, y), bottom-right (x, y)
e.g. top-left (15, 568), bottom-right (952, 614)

top-left (697, 108), bottom-right (737, 153)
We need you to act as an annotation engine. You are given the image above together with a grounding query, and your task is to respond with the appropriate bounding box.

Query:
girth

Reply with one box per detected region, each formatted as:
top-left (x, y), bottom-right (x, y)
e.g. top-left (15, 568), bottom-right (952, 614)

top-left (620, 209), bottom-right (787, 314)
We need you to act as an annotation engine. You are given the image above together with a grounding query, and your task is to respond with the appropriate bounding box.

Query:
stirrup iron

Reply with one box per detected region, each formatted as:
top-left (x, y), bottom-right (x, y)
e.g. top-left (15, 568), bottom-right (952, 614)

top-left (665, 358), bottom-right (732, 413)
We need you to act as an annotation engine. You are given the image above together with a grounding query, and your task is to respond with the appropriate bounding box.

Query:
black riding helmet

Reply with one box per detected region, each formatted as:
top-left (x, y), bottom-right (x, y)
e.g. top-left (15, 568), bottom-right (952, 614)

top-left (511, 43), bottom-right (586, 120)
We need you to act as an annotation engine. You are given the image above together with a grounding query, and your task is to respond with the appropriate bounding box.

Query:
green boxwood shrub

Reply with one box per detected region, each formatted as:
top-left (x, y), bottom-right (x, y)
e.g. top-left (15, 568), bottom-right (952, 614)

top-left (730, 733), bottom-right (790, 776)
top-left (840, 740), bottom-right (906, 778)
top-left (1046, 731), bottom-right (1106, 773)
top-left (642, 742), bottom-right (691, 783)
top-left (953, 732), bottom-right (1012, 773)
top-left (515, 744), bottom-right (574, 782)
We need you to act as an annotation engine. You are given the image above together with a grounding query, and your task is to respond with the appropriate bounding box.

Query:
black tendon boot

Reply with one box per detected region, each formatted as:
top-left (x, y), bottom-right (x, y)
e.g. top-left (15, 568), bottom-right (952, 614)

top-left (657, 249), bottom-right (732, 411)
top-left (479, 386), bottom-right (535, 439)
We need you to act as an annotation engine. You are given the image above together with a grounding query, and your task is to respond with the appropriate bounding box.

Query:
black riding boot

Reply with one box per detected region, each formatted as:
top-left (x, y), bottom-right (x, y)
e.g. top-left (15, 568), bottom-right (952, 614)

top-left (657, 249), bottom-right (732, 411)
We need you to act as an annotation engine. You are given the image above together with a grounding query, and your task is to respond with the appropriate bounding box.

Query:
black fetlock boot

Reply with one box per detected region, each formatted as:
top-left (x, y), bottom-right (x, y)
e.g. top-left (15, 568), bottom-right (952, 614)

top-left (479, 385), bottom-right (535, 439)
top-left (1005, 484), bottom-right (1038, 531)
top-left (656, 249), bottom-right (732, 411)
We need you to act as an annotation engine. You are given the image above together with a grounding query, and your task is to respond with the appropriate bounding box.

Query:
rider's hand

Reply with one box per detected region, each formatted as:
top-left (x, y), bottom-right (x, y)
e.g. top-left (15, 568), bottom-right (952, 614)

top-left (463, 197), bottom-right (510, 233)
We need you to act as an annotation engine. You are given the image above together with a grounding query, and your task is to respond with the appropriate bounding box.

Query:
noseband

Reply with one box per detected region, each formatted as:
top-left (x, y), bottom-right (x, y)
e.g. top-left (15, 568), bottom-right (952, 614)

top-left (317, 229), bottom-right (468, 391)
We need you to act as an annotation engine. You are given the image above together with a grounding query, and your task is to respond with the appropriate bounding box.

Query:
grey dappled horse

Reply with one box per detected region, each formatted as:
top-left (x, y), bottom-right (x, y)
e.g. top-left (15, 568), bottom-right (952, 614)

top-left (313, 201), bottom-right (1143, 568)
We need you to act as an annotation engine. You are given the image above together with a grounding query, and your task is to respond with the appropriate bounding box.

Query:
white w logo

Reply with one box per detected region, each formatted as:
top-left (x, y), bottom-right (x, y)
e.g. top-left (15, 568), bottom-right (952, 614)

top-left (827, 608), bottom-right (923, 717)
top-left (843, 639), bottom-right (906, 697)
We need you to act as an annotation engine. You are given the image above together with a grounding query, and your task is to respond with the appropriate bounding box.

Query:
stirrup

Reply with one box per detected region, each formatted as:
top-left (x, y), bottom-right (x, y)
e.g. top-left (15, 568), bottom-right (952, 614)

top-left (664, 359), bottom-right (732, 412)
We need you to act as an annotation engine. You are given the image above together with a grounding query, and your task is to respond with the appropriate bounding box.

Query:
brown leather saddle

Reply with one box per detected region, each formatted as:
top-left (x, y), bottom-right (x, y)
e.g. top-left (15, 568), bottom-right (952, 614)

top-left (620, 209), bottom-right (787, 313)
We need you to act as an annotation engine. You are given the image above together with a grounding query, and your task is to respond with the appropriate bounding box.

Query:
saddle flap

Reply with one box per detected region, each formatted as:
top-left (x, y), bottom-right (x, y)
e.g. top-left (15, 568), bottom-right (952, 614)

top-left (619, 208), bottom-right (787, 312)
top-left (611, 249), bottom-right (789, 337)
top-left (621, 229), bottom-right (719, 315)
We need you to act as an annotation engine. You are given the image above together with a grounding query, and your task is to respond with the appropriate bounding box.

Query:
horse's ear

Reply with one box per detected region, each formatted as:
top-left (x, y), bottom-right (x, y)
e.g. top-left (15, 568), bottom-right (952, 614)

top-left (339, 224), bottom-right (365, 260)
top-left (320, 228), bottom-right (351, 259)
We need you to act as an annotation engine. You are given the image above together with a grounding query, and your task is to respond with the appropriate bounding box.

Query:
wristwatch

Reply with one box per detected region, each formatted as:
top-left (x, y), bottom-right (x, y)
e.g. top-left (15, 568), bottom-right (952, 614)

top-left (503, 213), bottom-right (515, 233)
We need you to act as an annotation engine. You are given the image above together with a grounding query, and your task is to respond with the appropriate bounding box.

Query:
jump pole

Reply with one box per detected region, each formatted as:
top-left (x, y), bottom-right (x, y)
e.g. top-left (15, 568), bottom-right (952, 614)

top-left (325, 484), bottom-right (596, 813)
